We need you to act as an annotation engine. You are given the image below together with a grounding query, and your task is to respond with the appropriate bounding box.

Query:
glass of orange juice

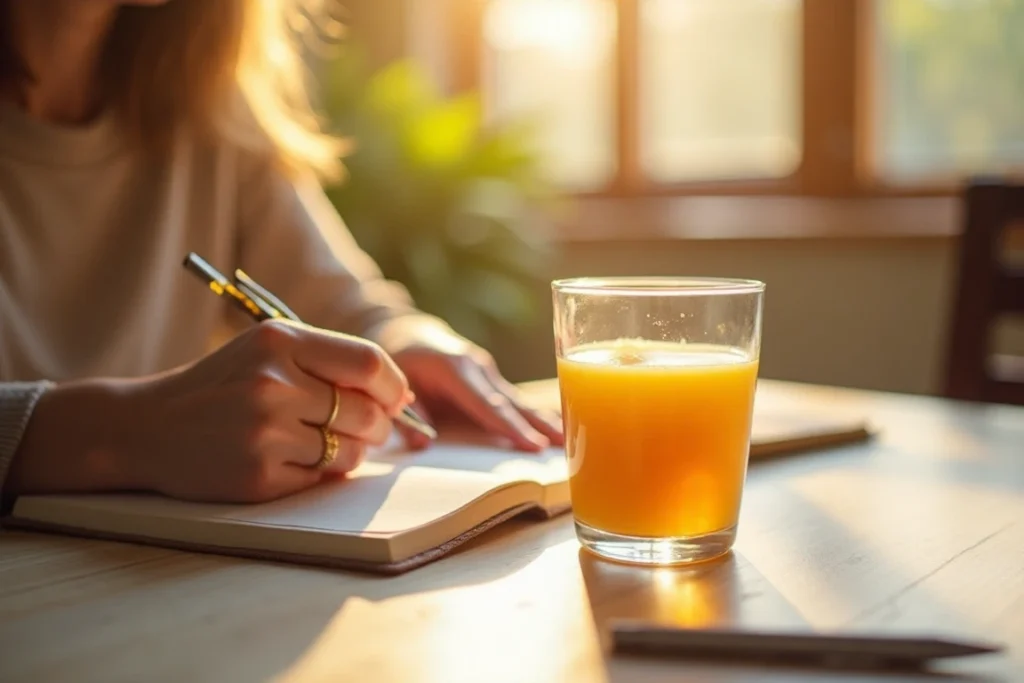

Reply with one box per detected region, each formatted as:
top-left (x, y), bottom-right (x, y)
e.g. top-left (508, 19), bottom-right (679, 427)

top-left (552, 277), bottom-right (764, 565)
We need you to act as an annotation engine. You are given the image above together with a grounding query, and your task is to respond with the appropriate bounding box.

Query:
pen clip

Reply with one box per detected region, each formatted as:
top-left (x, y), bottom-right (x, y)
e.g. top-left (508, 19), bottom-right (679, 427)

top-left (234, 281), bottom-right (284, 321)
top-left (182, 252), bottom-right (278, 321)
top-left (233, 269), bottom-right (300, 322)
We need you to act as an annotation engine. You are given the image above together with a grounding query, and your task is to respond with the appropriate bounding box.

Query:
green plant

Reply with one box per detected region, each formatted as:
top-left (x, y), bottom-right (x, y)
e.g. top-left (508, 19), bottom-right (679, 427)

top-left (318, 47), bottom-right (556, 347)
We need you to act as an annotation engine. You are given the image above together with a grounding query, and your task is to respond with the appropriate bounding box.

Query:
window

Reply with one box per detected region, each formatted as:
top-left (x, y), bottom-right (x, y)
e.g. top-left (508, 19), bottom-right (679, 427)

top-left (483, 0), bottom-right (617, 189)
top-left (871, 0), bottom-right (1024, 183)
top-left (638, 0), bottom-right (802, 183)
top-left (447, 0), bottom-right (1024, 197)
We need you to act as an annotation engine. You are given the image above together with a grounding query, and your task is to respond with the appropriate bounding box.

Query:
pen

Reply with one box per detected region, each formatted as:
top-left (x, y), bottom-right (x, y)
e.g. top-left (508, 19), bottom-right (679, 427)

top-left (182, 252), bottom-right (437, 440)
top-left (609, 621), bottom-right (1003, 671)
top-left (182, 251), bottom-right (280, 321)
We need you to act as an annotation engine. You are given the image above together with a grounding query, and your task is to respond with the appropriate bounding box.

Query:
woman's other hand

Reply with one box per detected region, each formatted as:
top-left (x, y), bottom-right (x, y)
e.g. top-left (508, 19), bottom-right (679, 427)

top-left (11, 321), bottom-right (412, 504)
top-left (376, 318), bottom-right (564, 452)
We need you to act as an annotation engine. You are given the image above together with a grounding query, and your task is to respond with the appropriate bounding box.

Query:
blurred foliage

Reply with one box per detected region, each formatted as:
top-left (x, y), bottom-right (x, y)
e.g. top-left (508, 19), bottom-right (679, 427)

top-left (317, 47), bottom-right (556, 346)
top-left (876, 0), bottom-right (1024, 177)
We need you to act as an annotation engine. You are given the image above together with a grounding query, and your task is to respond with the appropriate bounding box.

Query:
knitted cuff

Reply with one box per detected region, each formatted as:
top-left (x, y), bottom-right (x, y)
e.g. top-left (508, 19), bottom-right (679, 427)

top-left (0, 381), bottom-right (53, 513)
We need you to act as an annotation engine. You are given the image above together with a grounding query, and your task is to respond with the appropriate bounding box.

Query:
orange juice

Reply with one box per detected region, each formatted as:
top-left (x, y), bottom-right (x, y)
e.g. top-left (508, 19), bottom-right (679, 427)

top-left (556, 339), bottom-right (758, 539)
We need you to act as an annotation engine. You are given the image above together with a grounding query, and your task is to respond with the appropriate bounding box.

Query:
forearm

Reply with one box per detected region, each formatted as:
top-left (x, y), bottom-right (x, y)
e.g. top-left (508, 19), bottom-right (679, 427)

top-left (3, 379), bottom-right (149, 505)
top-left (366, 313), bottom-right (463, 356)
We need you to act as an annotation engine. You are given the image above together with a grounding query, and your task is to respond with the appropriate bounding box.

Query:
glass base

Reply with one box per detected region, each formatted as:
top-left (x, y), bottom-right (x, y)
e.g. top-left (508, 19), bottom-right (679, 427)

top-left (575, 520), bottom-right (736, 566)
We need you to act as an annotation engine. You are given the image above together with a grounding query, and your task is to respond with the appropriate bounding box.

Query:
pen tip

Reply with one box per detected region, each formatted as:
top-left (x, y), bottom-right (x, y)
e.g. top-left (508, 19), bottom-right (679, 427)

top-left (401, 407), bottom-right (437, 440)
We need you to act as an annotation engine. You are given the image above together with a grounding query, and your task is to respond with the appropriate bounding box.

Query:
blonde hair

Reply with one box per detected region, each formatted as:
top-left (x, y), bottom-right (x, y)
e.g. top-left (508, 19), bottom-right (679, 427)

top-left (3, 0), bottom-right (345, 179)
top-left (233, 0), bottom-right (347, 178)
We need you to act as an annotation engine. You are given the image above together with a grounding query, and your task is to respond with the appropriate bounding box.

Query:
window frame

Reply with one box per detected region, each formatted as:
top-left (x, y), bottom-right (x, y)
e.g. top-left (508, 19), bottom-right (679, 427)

top-left (442, 0), bottom-right (963, 200)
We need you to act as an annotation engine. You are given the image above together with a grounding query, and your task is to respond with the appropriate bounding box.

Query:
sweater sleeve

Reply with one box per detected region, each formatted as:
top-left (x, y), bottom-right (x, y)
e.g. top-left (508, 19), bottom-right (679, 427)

top-left (0, 381), bottom-right (52, 511)
top-left (233, 152), bottom-right (426, 342)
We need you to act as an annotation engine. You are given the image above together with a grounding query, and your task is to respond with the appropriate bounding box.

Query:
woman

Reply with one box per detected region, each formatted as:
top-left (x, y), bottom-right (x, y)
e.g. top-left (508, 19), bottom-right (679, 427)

top-left (0, 0), bottom-right (562, 508)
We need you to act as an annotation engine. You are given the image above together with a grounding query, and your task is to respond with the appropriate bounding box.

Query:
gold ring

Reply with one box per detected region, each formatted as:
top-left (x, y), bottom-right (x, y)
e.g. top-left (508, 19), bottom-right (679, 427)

top-left (316, 429), bottom-right (340, 469)
top-left (322, 385), bottom-right (341, 429)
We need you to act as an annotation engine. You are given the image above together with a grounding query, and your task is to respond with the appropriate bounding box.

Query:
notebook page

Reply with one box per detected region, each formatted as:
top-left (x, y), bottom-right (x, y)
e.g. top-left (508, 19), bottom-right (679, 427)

top-left (14, 438), bottom-right (569, 539)
top-left (370, 432), bottom-right (568, 485)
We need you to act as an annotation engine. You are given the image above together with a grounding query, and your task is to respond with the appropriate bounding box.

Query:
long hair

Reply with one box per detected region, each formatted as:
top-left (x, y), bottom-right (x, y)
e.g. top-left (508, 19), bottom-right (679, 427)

top-left (1, 0), bottom-right (344, 179)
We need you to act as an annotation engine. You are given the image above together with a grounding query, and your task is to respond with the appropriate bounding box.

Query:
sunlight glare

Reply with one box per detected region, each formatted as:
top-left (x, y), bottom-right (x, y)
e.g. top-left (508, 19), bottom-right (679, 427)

top-left (485, 0), bottom-right (615, 66)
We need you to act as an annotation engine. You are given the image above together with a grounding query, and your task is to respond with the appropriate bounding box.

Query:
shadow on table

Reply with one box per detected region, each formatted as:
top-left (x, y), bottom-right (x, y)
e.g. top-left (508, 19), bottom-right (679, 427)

top-left (1, 513), bottom-right (566, 683)
top-left (578, 548), bottom-right (803, 648)
top-left (580, 548), bottom-right (744, 630)
top-left (578, 549), bottom-right (1000, 683)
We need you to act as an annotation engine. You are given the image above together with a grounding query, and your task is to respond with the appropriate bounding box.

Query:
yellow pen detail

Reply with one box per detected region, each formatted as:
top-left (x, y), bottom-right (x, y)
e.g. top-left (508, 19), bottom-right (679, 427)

top-left (224, 283), bottom-right (265, 318)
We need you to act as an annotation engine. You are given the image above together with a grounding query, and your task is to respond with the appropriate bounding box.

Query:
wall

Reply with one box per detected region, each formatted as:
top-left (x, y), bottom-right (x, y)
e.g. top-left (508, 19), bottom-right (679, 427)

top-left (487, 237), bottom-right (962, 395)
top-left (487, 235), bottom-right (1024, 396)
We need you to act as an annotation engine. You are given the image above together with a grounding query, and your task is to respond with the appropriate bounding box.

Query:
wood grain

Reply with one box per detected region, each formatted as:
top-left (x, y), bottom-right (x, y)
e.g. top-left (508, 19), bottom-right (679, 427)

top-left (1, 379), bottom-right (1022, 683)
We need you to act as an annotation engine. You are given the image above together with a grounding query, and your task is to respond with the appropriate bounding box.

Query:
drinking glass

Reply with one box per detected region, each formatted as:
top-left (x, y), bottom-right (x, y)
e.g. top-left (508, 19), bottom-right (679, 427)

top-left (552, 277), bottom-right (765, 565)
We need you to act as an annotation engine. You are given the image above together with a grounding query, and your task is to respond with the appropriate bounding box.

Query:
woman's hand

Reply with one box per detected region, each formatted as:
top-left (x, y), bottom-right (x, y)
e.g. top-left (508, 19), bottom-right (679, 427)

top-left (10, 320), bottom-right (412, 504)
top-left (375, 317), bottom-right (564, 452)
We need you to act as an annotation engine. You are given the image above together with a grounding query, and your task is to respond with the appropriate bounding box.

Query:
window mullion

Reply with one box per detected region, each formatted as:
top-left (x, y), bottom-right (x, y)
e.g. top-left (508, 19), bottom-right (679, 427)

top-left (800, 0), bottom-right (859, 196)
top-left (446, 0), bottom-right (486, 95)
top-left (613, 0), bottom-right (643, 194)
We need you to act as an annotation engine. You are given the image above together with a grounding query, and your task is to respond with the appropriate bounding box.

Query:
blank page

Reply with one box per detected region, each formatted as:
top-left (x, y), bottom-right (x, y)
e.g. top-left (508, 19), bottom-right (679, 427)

top-left (13, 437), bottom-right (569, 539)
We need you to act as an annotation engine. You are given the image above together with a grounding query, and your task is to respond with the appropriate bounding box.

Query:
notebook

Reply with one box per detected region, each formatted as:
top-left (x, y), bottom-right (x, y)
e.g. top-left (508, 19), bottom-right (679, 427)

top-left (3, 396), bottom-right (871, 575)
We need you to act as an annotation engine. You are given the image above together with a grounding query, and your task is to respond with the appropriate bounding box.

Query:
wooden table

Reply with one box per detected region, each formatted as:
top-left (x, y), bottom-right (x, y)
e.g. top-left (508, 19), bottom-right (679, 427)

top-left (2, 379), bottom-right (1022, 682)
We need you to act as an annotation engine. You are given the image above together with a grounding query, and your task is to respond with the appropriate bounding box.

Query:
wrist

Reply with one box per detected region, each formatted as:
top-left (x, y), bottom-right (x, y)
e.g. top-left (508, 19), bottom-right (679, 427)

top-left (370, 314), bottom-right (466, 357)
top-left (8, 378), bottom-right (154, 496)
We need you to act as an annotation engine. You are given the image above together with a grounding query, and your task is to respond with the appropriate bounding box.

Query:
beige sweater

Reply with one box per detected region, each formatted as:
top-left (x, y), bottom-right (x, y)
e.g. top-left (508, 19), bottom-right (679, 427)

top-left (0, 103), bottom-right (421, 504)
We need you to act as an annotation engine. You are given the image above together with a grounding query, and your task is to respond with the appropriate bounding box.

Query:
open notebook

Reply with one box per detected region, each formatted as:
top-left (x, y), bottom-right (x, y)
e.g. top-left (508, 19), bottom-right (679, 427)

top-left (4, 401), bottom-right (870, 575)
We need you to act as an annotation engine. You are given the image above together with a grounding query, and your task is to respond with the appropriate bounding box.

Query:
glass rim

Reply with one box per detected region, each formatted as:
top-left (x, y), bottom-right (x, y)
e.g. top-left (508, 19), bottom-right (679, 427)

top-left (551, 276), bottom-right (765, 296)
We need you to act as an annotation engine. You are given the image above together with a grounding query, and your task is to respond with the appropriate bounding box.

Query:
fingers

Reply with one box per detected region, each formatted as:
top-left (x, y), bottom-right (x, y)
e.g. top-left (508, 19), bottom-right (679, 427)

top-left (288, 368), bottom-right (394, 445)
top-left (232, 418), bottom-right (366, 503)
top-left (485, 372), bottom-right (565, 446)
top-left (445, 362), bottom-right (549, 452)
top-left (509, 401), bottom-right (565, 446)
top-left (281, 424), bottom-right (368, 473)
top-left (327, 388), bottom-right (393, 445)
top-left (300, 330), bottom-right (409, 413)
top-left (252, 320), bottom-right (409, 415)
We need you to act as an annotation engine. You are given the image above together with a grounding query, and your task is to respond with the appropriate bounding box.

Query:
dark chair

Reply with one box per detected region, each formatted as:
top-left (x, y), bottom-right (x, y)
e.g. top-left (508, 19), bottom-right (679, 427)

top-left (943, 179), bottom-right (1024, 405)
